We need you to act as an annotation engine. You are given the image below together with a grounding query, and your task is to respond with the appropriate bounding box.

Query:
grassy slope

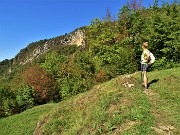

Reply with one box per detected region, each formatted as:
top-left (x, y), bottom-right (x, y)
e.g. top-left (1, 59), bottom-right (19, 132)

top-left (0, 67), bottom-right (180, 135)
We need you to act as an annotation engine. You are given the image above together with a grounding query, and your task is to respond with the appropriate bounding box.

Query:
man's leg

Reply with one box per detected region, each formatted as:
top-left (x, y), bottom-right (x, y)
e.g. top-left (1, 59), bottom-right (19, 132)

top-left (141, 71), bottom-right (144, 86)
top-left (143, 71), bottom-right (148, 89)
top-left (141, 64), bottom-right (144, 86)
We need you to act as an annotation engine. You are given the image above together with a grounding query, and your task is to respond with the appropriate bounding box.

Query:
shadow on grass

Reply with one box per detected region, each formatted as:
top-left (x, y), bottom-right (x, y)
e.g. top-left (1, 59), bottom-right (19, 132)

top-left (148, 79), bottom-right (159, 87)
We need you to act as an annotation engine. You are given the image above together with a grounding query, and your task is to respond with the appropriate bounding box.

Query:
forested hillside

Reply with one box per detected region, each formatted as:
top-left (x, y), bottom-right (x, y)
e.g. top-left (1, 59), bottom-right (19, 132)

top-left (0, 1), bottom-right (179, 118)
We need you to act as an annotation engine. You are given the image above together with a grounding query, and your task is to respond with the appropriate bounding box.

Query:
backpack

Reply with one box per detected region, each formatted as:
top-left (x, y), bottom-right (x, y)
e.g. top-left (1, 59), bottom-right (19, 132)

top-left (149, 51), bottom-right (155, 65)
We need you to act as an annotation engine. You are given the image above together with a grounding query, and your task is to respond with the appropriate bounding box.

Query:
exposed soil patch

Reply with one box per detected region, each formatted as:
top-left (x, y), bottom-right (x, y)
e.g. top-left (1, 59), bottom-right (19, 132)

top-left (111, 120), bottom-right (139, 134)
top-left (151, 124), bottom-right (175, 135)
top-left (144, 89), bottom-right (158, 97)
top-left (120, 97), bottom-right (132, 107)
top-left (34, 115), bottom-right (49, 135)
top-left (164, 75), bottom-right (178, 82)
top-left (108, 104), bottom-right (119, 112)
top-left (116, 74), bottom-right (137, 89)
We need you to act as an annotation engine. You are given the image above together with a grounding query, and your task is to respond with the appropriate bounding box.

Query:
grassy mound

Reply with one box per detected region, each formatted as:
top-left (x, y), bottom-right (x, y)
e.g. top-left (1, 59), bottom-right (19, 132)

top-left (0, 67), bottom-right (180, 135)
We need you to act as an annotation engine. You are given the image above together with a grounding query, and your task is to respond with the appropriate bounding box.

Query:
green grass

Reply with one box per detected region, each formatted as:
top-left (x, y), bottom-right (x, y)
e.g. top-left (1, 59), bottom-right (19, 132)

top-left (148, 68), bottom-right (180, 135)
top-left (0, 67), bottom-right (180, 135)
top-left (0, 103), bottom-right (55, 135)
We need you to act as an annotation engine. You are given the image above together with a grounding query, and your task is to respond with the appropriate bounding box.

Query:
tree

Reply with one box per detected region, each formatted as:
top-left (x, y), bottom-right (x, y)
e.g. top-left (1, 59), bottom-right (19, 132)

top-left (128, 0), bottom-right (143, 10)
top-left (16, 84), bottom-right (35, 112)
top-left (0, 86), bottom-right (17, 117)
top-left (22, 65), bottom-right (59, 104)
top-left (41, 51), bottom-right (67, 76)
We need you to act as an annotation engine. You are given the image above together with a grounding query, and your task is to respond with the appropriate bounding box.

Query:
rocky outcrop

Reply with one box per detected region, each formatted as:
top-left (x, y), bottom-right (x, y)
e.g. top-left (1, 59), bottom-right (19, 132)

top-left (20, 28), bottom-right (86, 65)
top-left (20, 42), bottom-right (51, 65)
top-left (61, 29), bottom-right (86, 46)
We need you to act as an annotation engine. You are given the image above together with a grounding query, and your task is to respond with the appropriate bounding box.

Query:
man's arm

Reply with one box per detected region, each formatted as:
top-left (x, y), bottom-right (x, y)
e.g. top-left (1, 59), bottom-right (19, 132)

top-left (145, 51), bottom-right (150, 63)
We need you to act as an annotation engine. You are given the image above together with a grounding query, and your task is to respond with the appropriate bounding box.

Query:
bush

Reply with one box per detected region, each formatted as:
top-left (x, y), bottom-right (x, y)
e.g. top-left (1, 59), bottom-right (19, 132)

top-left (95, 70), bottom-right (109, 83)
top-left (16, 84), bottom-right (35, 112)
top-left (91, 44), bottom-right (138, 78)
top-left (1, 98), bottom-right (17, 116)
top-left (21, 65), bottom-right (59, 104)
top-left (0, 87), bottom-right (17, 117)
top-left (152, 57), bottom-right (176, 70)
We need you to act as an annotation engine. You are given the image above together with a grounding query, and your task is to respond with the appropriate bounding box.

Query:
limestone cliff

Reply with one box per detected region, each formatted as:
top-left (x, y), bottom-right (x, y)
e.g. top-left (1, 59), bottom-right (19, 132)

top-left (19, 28), bottom-right (86, 65)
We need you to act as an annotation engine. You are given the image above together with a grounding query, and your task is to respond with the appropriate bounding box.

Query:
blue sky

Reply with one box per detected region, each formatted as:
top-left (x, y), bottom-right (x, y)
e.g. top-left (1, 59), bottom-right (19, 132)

top-left (0, 0), bottom-right (173, 61)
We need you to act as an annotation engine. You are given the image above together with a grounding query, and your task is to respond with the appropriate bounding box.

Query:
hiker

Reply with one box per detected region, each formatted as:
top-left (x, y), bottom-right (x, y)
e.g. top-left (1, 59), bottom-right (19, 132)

top-left (141, 42), bottom-right (150, 89)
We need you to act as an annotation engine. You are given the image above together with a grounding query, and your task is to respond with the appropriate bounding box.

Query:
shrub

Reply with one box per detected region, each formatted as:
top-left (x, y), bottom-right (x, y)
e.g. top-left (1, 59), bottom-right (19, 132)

top-left (95, 70), bottom-right (109, 83)
top-left (21, 65), bottom-right (59, 104)
top-left (16, 84), bottom-right (35, 112)
top-left (0, 87), bottom-right (17, 117)
top-left (152, 57), bottom-right (175, 70)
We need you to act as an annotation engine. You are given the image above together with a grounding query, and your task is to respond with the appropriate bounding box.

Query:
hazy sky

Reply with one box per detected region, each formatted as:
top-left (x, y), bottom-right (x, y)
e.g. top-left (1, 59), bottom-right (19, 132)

top-left (0, 0), bottom-right (173, 61)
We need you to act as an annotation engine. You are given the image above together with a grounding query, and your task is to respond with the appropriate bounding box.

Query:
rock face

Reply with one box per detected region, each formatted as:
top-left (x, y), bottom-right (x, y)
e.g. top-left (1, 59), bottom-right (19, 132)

top-left (20, 28), bottom-right (85, 65)
top-left (20, 42), bottom-right (51, 65)
top-left (61, 29), bottom-right (86, 46)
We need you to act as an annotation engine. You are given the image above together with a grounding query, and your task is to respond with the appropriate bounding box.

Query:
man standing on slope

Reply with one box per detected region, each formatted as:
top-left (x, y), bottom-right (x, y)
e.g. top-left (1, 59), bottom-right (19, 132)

top-left (141, 42), bottom-right (150, 89)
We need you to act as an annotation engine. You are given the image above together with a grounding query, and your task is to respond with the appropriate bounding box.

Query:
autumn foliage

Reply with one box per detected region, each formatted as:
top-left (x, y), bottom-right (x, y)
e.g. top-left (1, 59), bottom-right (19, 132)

top-left (22, 65), bottom-right (58, 103)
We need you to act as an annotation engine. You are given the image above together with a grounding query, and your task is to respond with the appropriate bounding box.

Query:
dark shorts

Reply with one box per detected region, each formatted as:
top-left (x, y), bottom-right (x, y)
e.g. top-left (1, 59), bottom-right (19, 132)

top-left (141, 64), bottom-right (148, 72)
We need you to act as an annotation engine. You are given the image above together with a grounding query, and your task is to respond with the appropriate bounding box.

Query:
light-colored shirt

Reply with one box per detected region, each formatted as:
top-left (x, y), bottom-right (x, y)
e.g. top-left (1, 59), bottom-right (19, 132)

top-left (141, 49), bottom-right (149, 64)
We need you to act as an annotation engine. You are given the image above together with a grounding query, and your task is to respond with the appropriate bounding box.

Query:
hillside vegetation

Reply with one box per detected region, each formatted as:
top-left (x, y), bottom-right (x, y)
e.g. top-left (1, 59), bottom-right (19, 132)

top-left (0, 1), bottom-right (180, 118)
top-left (0, 67), bottom-right (180, 134)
